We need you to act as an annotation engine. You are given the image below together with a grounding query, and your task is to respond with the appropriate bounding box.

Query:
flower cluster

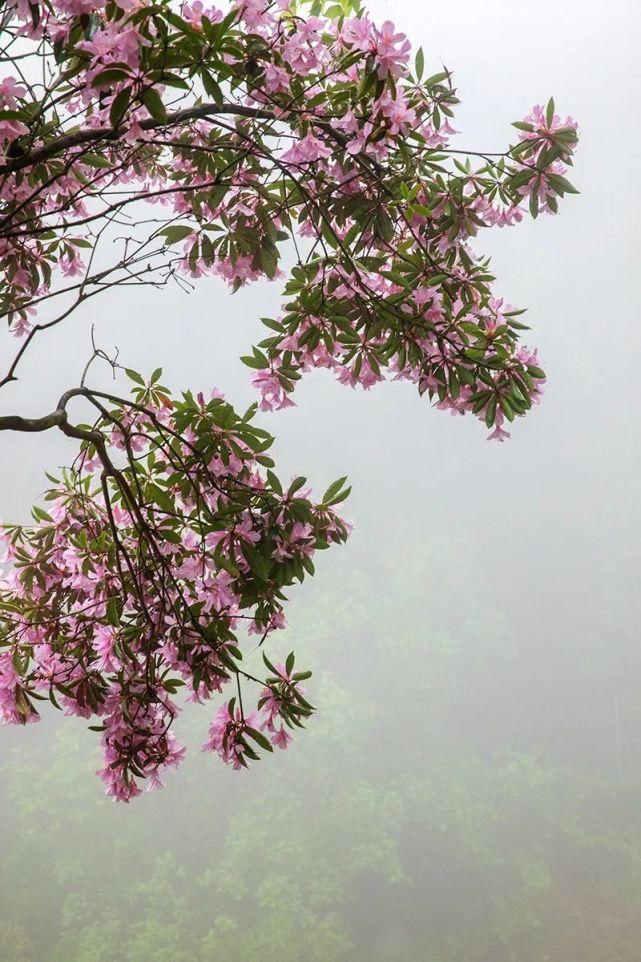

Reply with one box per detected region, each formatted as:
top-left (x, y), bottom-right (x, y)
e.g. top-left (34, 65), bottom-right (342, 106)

top-left (0, 0), bottom-right (577, 439)
top-left (0, 0), bottom-right (579, 796)
top-left (202, 655), bottom-right (309, 767)
top-left (0, 374), bottom-right (350, 800)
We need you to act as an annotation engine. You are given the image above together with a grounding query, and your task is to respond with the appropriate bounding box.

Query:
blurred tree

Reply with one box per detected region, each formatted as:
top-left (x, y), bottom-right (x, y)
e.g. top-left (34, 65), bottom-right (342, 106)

top-left (2, 531), bottom-right (640, 961)
top-left (0, 922), bottom-right (34, 962)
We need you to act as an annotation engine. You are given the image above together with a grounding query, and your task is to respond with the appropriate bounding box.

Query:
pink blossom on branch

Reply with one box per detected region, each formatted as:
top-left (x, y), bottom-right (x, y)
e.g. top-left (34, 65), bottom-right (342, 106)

top-left (0, 0), bottom-right (579, 798)
top-left (0, 0), bottom-right (577, 444)
top-left (0, 378), bottom-right (350, 798)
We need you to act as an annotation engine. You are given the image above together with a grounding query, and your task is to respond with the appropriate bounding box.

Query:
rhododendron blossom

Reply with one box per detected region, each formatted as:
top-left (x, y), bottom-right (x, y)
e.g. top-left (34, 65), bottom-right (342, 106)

top-left (1, 378), bottom-right (349, 799)
top-left (0, 0), bottom-right (578, 798)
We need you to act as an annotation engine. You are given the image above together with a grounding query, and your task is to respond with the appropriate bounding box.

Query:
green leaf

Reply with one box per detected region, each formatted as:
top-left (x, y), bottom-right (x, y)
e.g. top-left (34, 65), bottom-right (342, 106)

top-left (243, 544), bottom-right (269, 582)
top-left (266, 469), bottom-right (283, 495)
top-left (142, 87), bottom-right (167, 123)
top-left (425, 71), bottom-right (449, 87)
top-left (159, 224), bottom-right (194, 243)
top-left (106, 596), bottom-right (120, 627)
top-left (240, 354), bottom-right (269, 370)
top-left (288, 477), bottom-right (307, 496)
top-left (109, 88), bottom-right (130, 127)
top-left (148, 484), bottom-right (175, 516)
top-left (415, 46), bottom-right (425, 81)
top-left (485, 396), bottom-right (497, 428)
top-left (262, 653), bottom-right (278, 674)
top-left (201, 70), bottom-right (224, 105)
top-left (258, 241), bottom-right (279, 280)
top-left (91, 68), bottom-right (131, 87)
top-left (546, 172), bottom-right (579, 195)
top-left (325, 486), bottom-right (351, 507)
top-left (82, 154), bottom-right (112, 169)
top-left (322, 476), bottom-right (348, 504)
top-left (546, 97), bottom-right (555, 127)
top-left (245, 727), bottom-right (274, 752)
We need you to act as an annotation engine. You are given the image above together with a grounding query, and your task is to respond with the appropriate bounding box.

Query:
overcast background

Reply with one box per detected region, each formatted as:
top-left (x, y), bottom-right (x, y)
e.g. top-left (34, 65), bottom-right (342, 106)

top-left (1, 1), bottom-right (640, 960)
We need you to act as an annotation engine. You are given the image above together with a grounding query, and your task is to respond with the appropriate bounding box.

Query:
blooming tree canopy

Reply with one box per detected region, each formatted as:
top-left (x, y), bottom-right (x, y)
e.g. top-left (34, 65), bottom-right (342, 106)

top-left (0, 0), bottom-right (578, 799)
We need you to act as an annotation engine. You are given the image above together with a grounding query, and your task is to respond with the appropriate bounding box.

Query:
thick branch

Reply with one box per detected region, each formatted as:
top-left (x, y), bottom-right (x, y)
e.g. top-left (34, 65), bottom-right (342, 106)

top-left (0, 410), bottom-right (66, 433)
top-left (0, 102), bottom-right (277, 174)
top-left (0, 387), bottom-right (99, 443)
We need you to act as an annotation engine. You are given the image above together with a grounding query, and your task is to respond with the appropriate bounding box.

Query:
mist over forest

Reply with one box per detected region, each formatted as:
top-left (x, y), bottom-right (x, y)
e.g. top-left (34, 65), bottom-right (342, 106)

top-left (1, 0), bottom-right (640, 959)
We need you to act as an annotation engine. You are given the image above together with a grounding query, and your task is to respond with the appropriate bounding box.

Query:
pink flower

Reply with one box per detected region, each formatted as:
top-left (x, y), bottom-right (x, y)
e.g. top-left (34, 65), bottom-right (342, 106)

top-left (373, 21), bottom-right (411, 78)
top-left (54, 0), bottom-right (105, 16)
top-left (0, 527), bottom-right (17, 564)
top-left (93, 625), bottom-right (119, 673)
top-left (0, 653), bottom-right (39, 726)
top-left (377, 89), bottom-right (417, 135)
top-left (79, 24), bottom-right (149, 72)
top-left (60, 250), bottom-right (85, 277)
top-left (182, 1), bottom-right (222, 27)
top-left (251, 369), bottom-right (296, 412)
top-left (487, 424), bottom-right (511, 442)
top-left (233, 0), bottom-right (276, 31)
top-left (271, 724), bottom-right (292, 750)
top-left (520, 103), bottom-right (578, 141)
top-left (281, 133), bottom-right (333, 166)
top-left (486, 410), bottom-right (511, 443)
top-left (9, 315), bottom-right (33, 338)
top-left (97, 688), bottom-right (185, 800)
top-left (202, 701), bottom-right (257, 769)
top-left (0, 117), bottom-right (29, 156)
top-left (0, 76), bottom-right (26, 106)
top-left (342, 16), bottom-right (374, 53)
top-left (264, 63), bottom-right (290, 93)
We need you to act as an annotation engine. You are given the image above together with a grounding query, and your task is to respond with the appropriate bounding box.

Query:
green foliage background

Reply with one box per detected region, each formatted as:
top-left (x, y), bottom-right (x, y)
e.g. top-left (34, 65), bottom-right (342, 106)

top-left (2, 525), bottom-right (641, 961)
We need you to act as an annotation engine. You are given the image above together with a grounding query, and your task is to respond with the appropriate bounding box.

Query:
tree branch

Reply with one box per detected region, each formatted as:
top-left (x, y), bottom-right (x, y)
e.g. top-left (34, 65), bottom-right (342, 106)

top-left (0, 387), bottom-right (99, 443)
top-left (0, 102), bottom-right (277, 175)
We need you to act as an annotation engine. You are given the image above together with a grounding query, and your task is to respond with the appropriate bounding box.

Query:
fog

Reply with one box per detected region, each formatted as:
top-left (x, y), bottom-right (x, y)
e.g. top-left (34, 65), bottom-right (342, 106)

top-left (1, 0), bottom-right (640, 959)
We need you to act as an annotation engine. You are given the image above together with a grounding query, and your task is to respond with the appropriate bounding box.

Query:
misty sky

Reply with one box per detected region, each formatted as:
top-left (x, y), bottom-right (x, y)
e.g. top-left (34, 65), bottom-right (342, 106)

top-left (1, 0), bottom-right (639, 785)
